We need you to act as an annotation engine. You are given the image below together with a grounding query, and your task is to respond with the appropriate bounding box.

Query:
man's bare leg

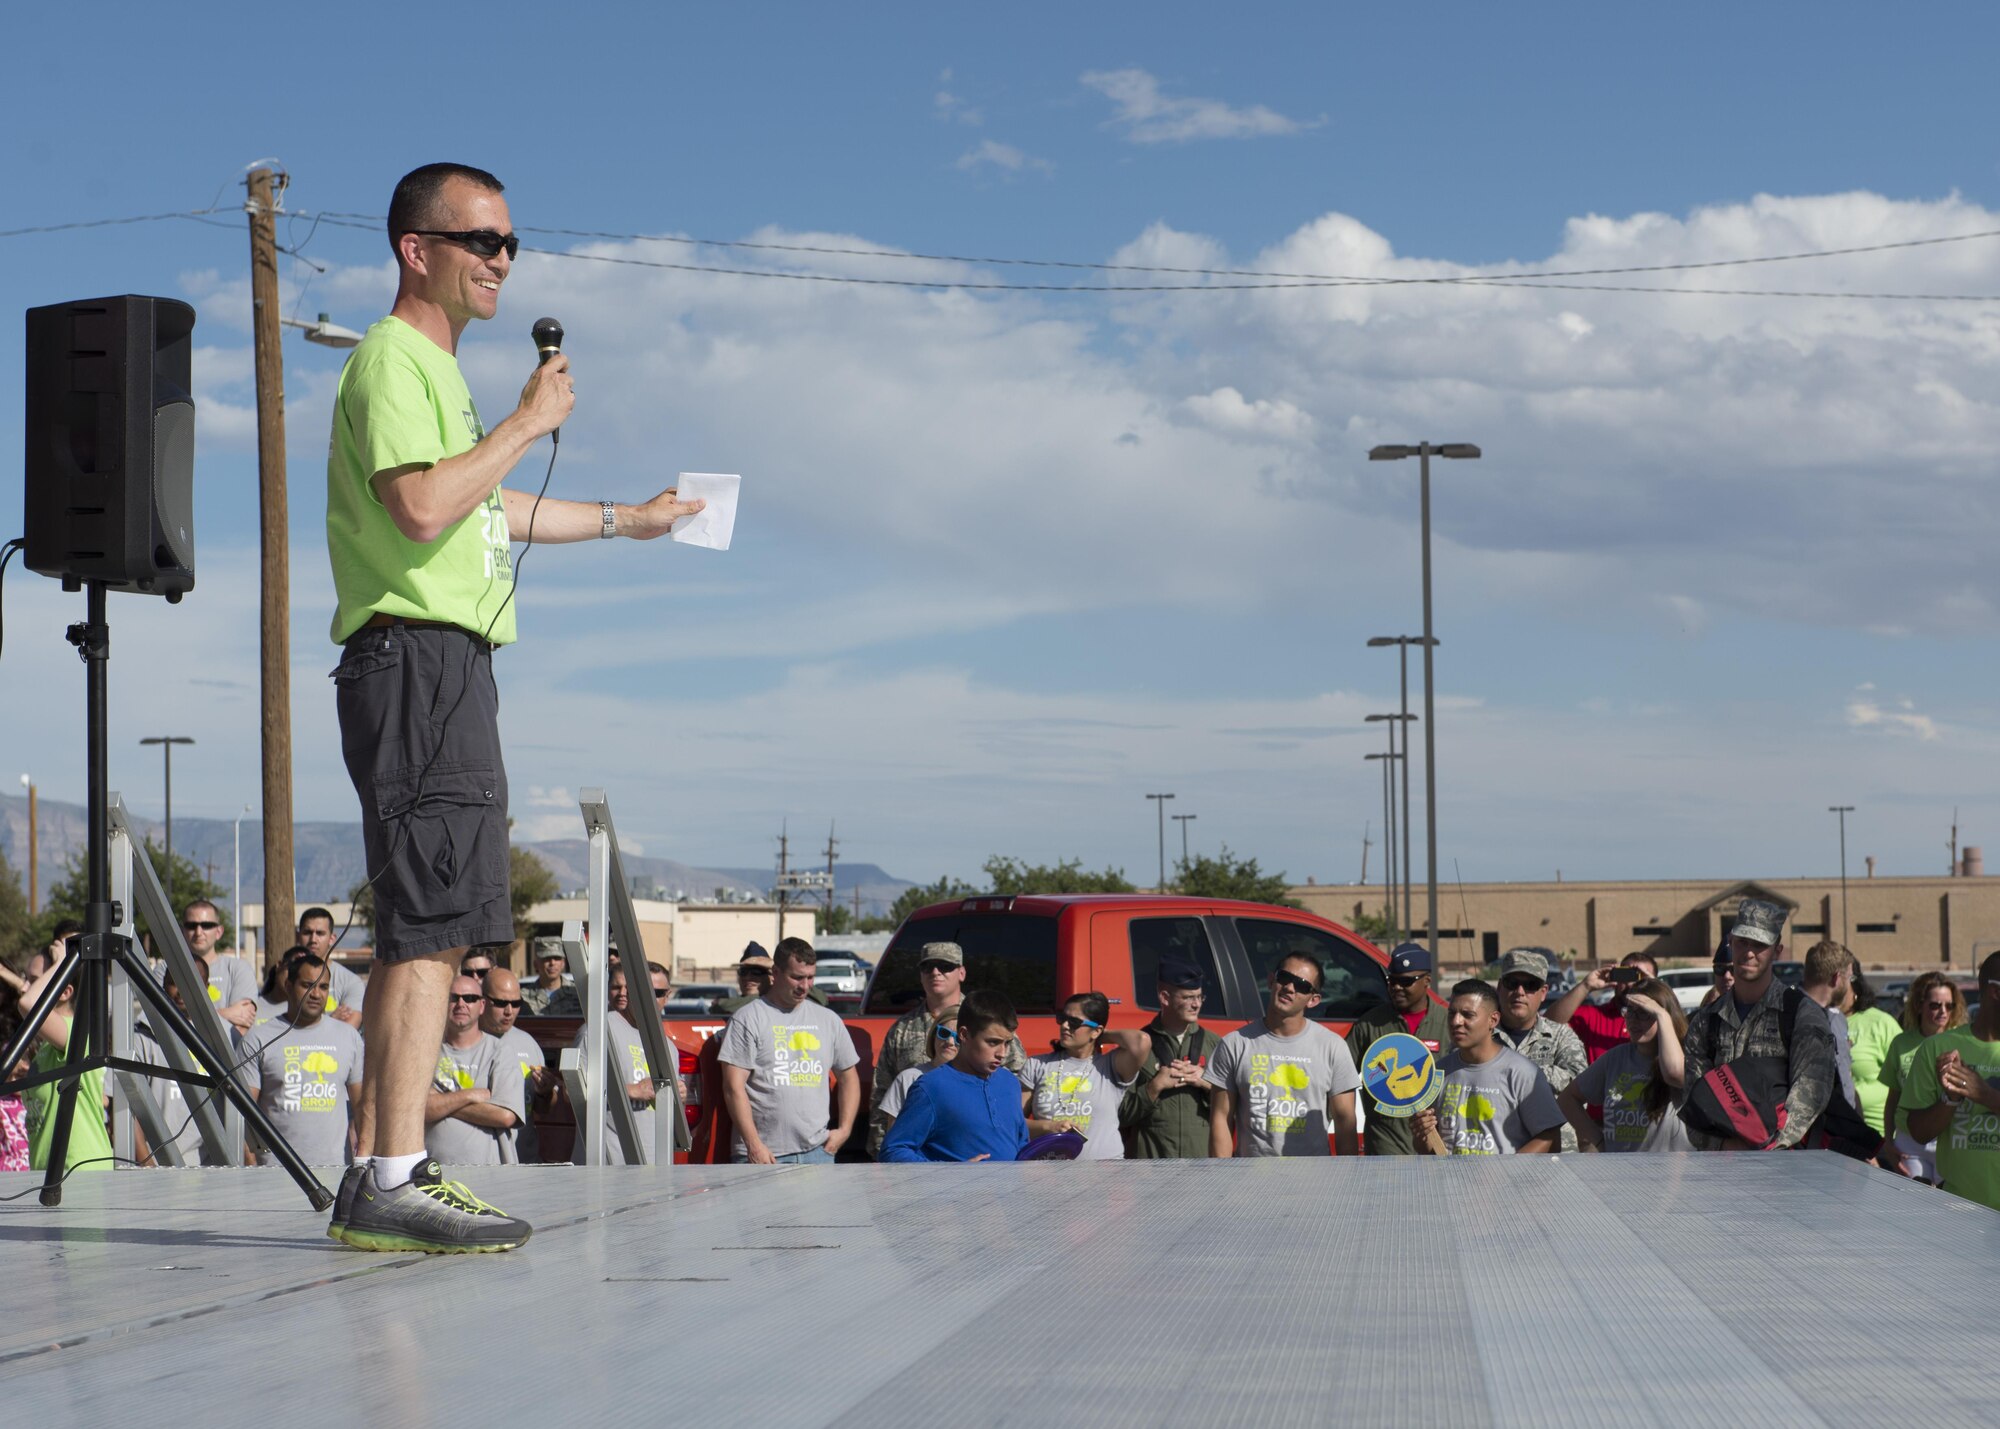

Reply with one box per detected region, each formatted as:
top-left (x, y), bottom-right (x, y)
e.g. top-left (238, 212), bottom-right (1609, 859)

top-left (354, 947), bottom-right (461, 1165)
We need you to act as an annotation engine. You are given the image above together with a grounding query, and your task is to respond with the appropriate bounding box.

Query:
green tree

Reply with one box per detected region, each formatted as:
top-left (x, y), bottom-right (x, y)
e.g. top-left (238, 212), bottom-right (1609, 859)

top-left (1167, 846), bottom-right (1300, 908)
top-left (1347, 907), bottom-right (1395, 944)
top-left (510, 844), bottom-right (559, 945)
top-left (0, 844), bottom-right (32, 966)
top-left (888, 875), bottom-right (978, 925)
top-left (38, 839), bottom-right (232, 950)
top-left (981, 855), bottom-right (1135, 896)
top-left (819, 901), bottom-right (854, 936)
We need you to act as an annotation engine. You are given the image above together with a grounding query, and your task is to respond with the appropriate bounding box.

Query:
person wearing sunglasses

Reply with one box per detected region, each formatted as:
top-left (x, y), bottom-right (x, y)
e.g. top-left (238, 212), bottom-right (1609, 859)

top-left (422, 975), bottom-right (523, 1169)
top-left (1492, 949), bottom-right (1588, 1152)
top-left (327, 163), bottom-right (706, 1253)
top-left (182, 898), bottom-right (258, 1033)
top-left (869, 941), bottom-right (1026, 1159)
top-left (1020, 993), bottom-right (1149, 1160)
top-left (1205, 954), bottom-right (1361, 1157)
top-left (478, 968), bottom-right (545, 1164)
top-left (241, 956), bottom-right (366, 1169)
top-left (1899, 960), bottom-right (2000, 1205)
top-left (1344, 943), bottom-right (1450, 1155)
top-left (1880, 971), bottom-right (1967, 1182)
top-left (875, 1004), bottom-right (961, 1141)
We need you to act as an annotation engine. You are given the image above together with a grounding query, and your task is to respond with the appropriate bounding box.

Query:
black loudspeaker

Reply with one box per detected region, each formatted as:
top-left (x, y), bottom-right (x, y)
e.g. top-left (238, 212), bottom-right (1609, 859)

top-left (23, 294), bottom-right (197, 601)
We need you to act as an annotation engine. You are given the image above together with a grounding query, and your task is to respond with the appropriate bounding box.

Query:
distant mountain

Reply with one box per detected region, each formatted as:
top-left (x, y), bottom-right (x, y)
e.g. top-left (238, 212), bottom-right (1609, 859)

top-left (0, 793), bottom-right (914, 918)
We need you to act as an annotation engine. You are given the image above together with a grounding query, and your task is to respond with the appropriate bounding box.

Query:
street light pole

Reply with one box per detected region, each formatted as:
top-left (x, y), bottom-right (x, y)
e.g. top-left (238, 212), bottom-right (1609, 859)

top-left (1366, 713), bottom-right (1416, 941)
top-left (1370, 442), bottom-right (1481, 958)
top-left (1145, 793), bottom-right (1176, 890)
top-left (18, 774), bottom-right (35, 916)
top-left (139, 736), bottom-right (195, 910)
top-left (1365, 752), bottom-right (1399, 935)
top-left (233, 803), bottom-right (252, 958)
top-left (1172, 813), bottom-right (1197, 871)
top-left (1830, 805), bottom-right (1855, 947)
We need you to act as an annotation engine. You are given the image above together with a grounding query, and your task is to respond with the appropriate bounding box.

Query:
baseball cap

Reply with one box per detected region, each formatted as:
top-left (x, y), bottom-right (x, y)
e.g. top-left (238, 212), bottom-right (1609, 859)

top-left (1730, 899), bottom-right (1786, 947)
top-left (1387, 943), bottom-right (1432, 977)
top-left (1158, 959), bottom-right (1205, 990)
top-left (1495, 949), bottom-right (1549, 984)
top-left (919, 941), bottom-right (965, 969)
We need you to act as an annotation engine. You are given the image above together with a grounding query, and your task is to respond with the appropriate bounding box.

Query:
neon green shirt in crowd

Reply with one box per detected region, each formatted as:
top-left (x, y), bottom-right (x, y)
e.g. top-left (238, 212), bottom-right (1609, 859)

top-left (326, 316), bottom-right (515, 646)
top-left (1902, 1026), bottom-right (2000, 1214)
top-left (24, 1038), bottom-right (112, 1174)
top-left (1881, 1027), bottom-right (1937, 1136)
top-left (1845, 1005), bottom-right (1902, 1134)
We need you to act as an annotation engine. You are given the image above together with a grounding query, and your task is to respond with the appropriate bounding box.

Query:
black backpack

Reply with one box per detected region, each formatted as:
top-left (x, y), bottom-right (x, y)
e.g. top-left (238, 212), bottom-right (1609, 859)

top-left (1680, 989), bottom-right (1894, 1165)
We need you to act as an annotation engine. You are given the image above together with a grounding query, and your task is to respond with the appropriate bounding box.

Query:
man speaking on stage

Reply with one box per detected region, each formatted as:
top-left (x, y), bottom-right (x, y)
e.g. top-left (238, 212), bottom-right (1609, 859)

top-left (323, 162), bottom-right (703, 1253)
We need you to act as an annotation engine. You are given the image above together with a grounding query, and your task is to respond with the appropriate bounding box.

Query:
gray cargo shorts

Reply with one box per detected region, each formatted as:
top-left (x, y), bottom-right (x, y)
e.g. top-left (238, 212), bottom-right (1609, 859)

top-left (332, 624), bottom-right (512, 962)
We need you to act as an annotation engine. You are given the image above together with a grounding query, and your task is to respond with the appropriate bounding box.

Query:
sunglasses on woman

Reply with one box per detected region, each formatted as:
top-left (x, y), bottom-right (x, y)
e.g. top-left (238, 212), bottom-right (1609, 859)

top-left (407, 228), bottom-right (520, 260)
top-left (1055, 1014), bottom-right (1103, 1033)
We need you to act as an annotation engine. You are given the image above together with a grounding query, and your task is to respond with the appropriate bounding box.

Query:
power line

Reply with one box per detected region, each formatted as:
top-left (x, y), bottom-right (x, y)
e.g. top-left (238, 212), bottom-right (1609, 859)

top-left (13, 202), bottom-right (2000, 301)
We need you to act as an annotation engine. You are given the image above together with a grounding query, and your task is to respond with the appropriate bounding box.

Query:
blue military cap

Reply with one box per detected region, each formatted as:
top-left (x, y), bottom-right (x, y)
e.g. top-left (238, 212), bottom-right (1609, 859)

top-left (1387, 942), bottom-right (1432, 976)
top-left (1158, 959), bottom-right (1205, 990)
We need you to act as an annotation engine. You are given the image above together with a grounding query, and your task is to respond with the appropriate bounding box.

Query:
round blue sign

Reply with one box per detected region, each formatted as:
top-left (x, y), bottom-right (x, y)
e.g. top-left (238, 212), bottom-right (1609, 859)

top-left (1360, 1032), bottom-right (1442, 1118)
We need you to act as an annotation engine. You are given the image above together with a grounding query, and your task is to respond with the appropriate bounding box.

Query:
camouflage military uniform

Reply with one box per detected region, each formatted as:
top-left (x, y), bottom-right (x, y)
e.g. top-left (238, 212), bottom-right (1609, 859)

top-left (1681, 977), bottom-right (1835, 1150)
top-left (867, 1005), bottom-right (1027, 1158)
top-left (1498, 1015), bottom-right (1589, 1152)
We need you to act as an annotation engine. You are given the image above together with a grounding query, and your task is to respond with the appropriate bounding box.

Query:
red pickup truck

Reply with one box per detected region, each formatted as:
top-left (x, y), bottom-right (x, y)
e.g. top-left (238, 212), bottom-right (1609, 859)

top-left (520, 892), bottom-right (1394, 1161)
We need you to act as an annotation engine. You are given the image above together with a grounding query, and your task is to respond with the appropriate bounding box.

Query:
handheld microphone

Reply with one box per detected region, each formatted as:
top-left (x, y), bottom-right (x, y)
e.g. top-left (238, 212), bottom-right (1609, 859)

top-left (532, 317), bottom-right (564, 443)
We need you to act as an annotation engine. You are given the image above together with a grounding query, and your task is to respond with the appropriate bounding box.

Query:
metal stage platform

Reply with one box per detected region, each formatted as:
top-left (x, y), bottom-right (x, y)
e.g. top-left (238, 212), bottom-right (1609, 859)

top-left (4, 1154), bottom-right (1998, 1426)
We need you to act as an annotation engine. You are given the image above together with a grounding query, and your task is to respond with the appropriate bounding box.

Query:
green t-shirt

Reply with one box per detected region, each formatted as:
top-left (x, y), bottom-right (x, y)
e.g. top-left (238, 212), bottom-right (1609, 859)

top-left (326, 316), bottom-right (515, 645)
top-left (1845, 1005), bottom-right (1902, 1134)
top-left (24, 1037), bottom-right (113, 1174)
top-left (1881, 1027), bottom-right (1935, 1135)
top-left (1902, 1027), bottom-right (2000, 1213)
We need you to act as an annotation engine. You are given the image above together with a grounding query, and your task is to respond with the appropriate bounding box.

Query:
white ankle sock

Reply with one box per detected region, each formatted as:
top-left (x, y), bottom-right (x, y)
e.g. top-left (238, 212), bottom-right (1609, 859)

top-left (374, 1152), bottom-right (425, 1189)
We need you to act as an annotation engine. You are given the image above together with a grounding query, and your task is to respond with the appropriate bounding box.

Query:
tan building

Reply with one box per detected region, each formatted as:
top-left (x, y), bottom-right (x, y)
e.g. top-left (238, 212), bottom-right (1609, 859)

top-left (1290, 873), bottom-right (2000, 974)
top-left (246, 899), bottom-right (818, 983)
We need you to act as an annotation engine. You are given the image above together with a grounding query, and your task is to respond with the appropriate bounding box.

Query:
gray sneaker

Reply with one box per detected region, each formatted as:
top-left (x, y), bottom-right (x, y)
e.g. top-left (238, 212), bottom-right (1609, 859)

top-left (333, 1159), bottom-right (532, 1254)
top-left (326, 1163), bottom-right (369, 1242)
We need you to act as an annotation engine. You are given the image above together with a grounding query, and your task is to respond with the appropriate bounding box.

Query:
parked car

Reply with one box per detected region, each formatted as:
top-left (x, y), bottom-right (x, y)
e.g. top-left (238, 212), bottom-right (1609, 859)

top-left (813, 956), bottom-right (873, 1004)
top-left (1658, 967), bottom-right (1713, 1013)
top-left (663, 983), bottom-right (732, 1017)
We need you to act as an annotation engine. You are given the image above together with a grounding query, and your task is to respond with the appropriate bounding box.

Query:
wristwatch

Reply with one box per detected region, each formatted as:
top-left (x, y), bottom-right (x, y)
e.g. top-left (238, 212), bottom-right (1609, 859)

top-left (599, 501), bottom-right (617, 539)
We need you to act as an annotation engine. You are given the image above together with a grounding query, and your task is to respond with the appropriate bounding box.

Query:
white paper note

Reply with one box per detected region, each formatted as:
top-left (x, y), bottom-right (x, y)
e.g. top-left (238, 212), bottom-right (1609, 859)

top-left (669, 472), bottom-right (740, 551)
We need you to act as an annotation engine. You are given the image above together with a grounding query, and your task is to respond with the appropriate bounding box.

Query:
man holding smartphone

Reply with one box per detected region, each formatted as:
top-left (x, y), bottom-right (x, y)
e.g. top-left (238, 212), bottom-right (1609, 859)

top-left (1547, 952), bottom-right (1660, 1065)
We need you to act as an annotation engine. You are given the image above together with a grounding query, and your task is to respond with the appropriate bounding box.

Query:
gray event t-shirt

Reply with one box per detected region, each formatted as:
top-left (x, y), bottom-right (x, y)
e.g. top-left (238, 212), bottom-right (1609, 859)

top-left (1436, 1046), bottom-right (1563, 1155)
top-left (243, 1016), bottom-right (365, 1167)
top-left (495, 1025), bottom-right (544, 1164)
top-left (1205, 1020), bottom-right (1361, 1157)
top-left (1023, 1051), bottom-right (1136, 1160)
top-left (718, 995), bottom-right (860, 1160)
top-left (205, 953), bottom-right (258, 1011)
top-left (568, 1010), bottom-right (658, 1165)
top-left (880, 1064), bottom-right (928, 1125)
top-left (132, 1027), bottom-right (207, 1165)
top-left (427, 1033), bottom-right (523, 1166)
top-left (1571, 1042), bottom-right (1693, 1153)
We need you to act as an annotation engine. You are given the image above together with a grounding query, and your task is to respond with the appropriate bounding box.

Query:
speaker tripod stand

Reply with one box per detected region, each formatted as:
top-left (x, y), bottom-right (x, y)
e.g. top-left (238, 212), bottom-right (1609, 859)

top-left (0, 581), bottom-right (332, 1210)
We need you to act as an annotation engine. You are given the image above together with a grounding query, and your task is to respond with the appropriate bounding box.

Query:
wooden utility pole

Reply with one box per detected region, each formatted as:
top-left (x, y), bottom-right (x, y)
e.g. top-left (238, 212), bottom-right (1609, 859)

top-left (247, 167), bottom-right (294, 949)
top-left (823, 820), bottom-right (839, 915)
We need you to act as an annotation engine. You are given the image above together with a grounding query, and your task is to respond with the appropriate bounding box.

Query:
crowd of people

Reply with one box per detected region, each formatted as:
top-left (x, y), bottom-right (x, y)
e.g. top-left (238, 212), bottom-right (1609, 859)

top-left (3, 896), bottom-right (1995, 1219)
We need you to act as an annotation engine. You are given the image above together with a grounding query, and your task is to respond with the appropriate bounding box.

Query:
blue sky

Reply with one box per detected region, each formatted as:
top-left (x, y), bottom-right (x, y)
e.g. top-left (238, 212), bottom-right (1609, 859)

top-left (4, 4), bottom-right (2000, 895)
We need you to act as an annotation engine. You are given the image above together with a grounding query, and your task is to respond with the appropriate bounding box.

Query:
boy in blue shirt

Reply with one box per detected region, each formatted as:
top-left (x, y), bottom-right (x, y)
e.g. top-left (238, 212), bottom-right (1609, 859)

top-left (881, 991), bottom-right (1028, 1163)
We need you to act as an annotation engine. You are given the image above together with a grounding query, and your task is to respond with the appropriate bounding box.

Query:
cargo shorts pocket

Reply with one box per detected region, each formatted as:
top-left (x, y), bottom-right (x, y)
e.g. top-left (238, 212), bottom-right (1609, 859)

top-left (332, 644), bottom-right (406, 762)
top-left (365, 764), bottom-right (509, 920)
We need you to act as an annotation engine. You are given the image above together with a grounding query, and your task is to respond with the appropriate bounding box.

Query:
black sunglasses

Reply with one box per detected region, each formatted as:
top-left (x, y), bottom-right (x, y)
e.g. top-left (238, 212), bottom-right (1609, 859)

top-left (182, 921), bottom-right (221, 932)
top-left (1499, 977), bottom-right (1544, 994)
top-left (1388, 974), bottom-right (1427, 989)
top-left (1271, 971), bottom-right (1318, 995)
top-left (919, 961), bottom-right (957, 975)
top-left (1055, 1014), bottom-right (1103, 1033)
top-left (407, 228), bottom-right (520, 260)
top-left (448, 993), bottom-right (485, 1005)
top-left (487, 998), bottom-right (523, 1010)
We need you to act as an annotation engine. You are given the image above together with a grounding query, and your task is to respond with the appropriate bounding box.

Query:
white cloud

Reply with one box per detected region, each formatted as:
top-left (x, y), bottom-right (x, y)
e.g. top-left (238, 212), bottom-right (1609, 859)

top-left (954, 139), bottom-right (1052, 175)
top-left (934, 69), bottom-right (982, 126)
top-left (1179, 386), bottom-right (1313, 441)
top-left (1847, 691), bottom-right (1941, 740)
top-left (1081, 68), bottom-right (1319, 143)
